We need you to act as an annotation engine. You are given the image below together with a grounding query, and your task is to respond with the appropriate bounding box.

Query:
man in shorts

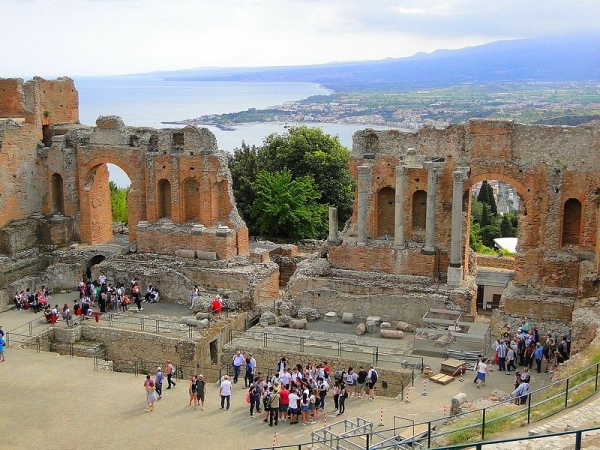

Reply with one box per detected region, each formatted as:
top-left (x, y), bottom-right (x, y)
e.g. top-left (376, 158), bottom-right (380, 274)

top-left (278, 384), bottom-right (289, 422)
top-left (356, 366), bottom-right (368, 399)
top-left (196, 374), bottom-right (206, 410)
top-left (288, 387), bottom-right (299, 424)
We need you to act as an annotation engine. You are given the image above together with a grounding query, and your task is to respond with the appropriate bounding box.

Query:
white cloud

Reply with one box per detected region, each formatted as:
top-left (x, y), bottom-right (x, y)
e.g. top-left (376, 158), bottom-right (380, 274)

top-left (0, 0), bottom-right (598, 76)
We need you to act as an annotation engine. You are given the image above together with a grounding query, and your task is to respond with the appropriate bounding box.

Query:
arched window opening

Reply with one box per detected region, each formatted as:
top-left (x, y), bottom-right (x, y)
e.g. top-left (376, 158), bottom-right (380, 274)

top-left (157, 179), bottom-right (172, 220)
top-left (183, 178), bottom-right (200, 222)
top-left (562, 198), bottom-right (582, 245)
top-left (412, 190), bottom-right (427, 233)
top-left (50, 173), bottom-right (64, 214)
top-left (376, 187), bottom-right (395, 238)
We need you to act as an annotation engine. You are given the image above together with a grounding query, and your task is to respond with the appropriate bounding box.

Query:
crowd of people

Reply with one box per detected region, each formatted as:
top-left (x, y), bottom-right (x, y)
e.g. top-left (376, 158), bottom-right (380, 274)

top-left (231, 354), bottom-right (379, 426)
top-left (12, 274), bottom-right (167, 323)
top-left (494, 319), bottom-right (571, 375)
top-left (140, 352), bottom-right (381, 424)
top-left (484, 319), bottom-right (572, 405)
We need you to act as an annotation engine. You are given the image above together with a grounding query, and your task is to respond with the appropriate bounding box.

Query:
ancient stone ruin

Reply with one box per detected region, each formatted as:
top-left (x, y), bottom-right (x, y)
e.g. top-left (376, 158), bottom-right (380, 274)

top-left (1, 76), bottom-right (599, 371)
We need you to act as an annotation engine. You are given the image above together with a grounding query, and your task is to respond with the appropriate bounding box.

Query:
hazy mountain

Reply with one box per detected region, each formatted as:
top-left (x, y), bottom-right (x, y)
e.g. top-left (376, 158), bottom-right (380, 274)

top-left (156, 35), bottom-right (600, 91)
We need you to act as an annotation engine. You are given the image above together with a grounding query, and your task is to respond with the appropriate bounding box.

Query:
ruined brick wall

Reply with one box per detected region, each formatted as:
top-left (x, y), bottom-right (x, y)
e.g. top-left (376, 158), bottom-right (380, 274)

top-left (136, 227), bottom-right (239, 260)
top-left (37, 77), bottom-right (79, 125)
top-left (340, 121), bottom-right (600, 304)
top-left (476, 255), bottom-right (515, 270)
top-left (0, 122), bottom-right (45, 229)
top-left (328, 244), bottom-right (436, 278)
top-left (0, 78), bottom-right (38, 125)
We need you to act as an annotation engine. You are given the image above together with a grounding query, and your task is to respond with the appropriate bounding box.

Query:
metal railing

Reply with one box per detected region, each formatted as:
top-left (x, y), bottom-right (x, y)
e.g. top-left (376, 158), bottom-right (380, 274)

top-left (252, 426), bottom-right (600, 450)
top-left (230, 330), bottom-right (425, 373)
top-left (252, 360), bottom-right (600, 449)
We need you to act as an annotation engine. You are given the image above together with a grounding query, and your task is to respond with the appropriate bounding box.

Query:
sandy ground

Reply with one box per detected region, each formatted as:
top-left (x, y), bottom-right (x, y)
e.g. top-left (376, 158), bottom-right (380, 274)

top-left (0, 303), bottom-right (558, 450)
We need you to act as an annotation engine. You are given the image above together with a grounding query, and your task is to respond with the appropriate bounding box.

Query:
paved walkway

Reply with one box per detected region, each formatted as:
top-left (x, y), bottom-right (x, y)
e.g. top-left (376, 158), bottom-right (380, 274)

top-left (1, 303), bottom-right (598, 450)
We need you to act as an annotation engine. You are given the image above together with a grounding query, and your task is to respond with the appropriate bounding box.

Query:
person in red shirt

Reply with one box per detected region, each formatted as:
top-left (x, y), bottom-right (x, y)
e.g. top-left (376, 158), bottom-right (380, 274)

top-left (211, 295), bottom-right (222, 319)
top-left (278, 385), bottom-right (290, 422)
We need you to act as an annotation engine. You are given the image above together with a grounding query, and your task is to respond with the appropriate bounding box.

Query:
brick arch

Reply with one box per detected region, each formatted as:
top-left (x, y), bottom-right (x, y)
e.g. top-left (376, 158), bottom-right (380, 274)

top-left (463, 172), bottom-right (539, 285)
top-left (466, 172), bottom-right (534, 207)
top-left (79, 157), bottom-right (143, 244)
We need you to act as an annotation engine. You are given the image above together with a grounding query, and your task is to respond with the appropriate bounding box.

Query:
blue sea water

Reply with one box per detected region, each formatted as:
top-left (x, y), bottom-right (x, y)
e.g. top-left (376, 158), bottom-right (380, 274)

top-left (75, 76), bottom-right (394, 185)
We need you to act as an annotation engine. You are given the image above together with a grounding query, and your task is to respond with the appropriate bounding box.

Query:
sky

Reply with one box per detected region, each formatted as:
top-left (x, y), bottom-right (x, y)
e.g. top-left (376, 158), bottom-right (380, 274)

top-left (2, 0), bottom-right (599, 78)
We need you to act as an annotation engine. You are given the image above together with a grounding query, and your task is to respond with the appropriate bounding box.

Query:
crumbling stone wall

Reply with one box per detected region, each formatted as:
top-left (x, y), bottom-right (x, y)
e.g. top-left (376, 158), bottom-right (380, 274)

top-left (313, 120), bottom-right (600, 322)
top-left (0, 79), bottom-right (249, 263)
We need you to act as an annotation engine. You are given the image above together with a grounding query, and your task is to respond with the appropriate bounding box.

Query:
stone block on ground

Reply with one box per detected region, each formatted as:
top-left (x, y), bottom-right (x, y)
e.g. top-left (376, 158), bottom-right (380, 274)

top-left (324, 311), bottom-right (338, 322)
top-left (380, 329), bottom-right (403, 339)
top-left (366, 316), bottom-right (381, 325)
top-left (366, 320), bottom-right (377, 333)
top-left (260, 311), bottom-right (277, 325)
top-left (278, 314), bottom-right (292, 327)
top-left (179, 316), bottom-right (196, 325)
top-left (380, 321), bottom-right (392, 329)
top-left (195, 312), bottom-right (211, 320)
top-left (355, 322), bottom-right (366, 335)
top-left (297, 307), bottom-right (320, 322)
top-left (276, 301), bottom-right (298, 318)
top-left (196, 318), bottom-right (209, 329)
top-left (289, 318), bottom-right (307, 330)
top-left (342, 312), bottom-right (355, 323)
top-left (395, 321), bottom-right (416, 332)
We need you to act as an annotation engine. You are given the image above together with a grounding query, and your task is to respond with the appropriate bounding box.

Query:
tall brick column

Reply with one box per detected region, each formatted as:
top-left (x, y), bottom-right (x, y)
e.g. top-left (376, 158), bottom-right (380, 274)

top-left (357, 165), bottom-right (370, 244)
top-left (394, 164), bottom-right (406, 247)
top-left (422, 162), bottom-right (441, 255)
top-left (448, 168), bottom-right (469, 286)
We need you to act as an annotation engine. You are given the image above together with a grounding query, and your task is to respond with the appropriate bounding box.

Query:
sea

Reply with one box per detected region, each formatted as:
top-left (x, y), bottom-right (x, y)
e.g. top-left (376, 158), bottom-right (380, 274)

top-left (75, 76), bottom-right (395, 186)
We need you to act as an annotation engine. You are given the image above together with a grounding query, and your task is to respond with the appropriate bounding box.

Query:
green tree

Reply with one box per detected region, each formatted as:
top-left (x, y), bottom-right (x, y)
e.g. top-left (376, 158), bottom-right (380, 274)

top-left (486, 182), bottom-right (498, 215)
top-left (229, 127), bottom-right (355, 238)
top-left (481, 224), bottom-right (502, 248)
top-left (477, 180), bottom-right (497, 215)
top-left (500, 214), bottom-right (515, 237)
top-left (109, 181), bottom-right (129, 224)
top-left (228, 142), bottom-right (258, 230)
top-left (480, 203), bottom-right (491, 227)
top-left (251, 170), bottom-right (328, 239)
top-left (477, 180), bottom-right (490, 204)
top-left (257, 126), bottom-right (355, 227)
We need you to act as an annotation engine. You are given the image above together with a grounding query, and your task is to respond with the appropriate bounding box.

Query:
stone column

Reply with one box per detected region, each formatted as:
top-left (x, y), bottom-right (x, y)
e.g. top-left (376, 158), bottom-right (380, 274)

top-left (394, 164), bottom-right (406, 247)
top-left (422, 162), bottom-right (439, 255)
top-left (447, 169), bottom-right (469, 287)
top-left (357, 165), bottom-right (370, 244)
top-left (328, 207), bottom-right (342, 245)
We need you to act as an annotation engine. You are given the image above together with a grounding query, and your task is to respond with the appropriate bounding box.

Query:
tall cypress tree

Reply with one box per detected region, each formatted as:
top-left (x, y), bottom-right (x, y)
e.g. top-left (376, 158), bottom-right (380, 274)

top-left (480, 203), bottom-right (491, 227)
top-left (486, 182), bottom-right (498, 215)
top-left (477, 180), bottom-right (490, 204)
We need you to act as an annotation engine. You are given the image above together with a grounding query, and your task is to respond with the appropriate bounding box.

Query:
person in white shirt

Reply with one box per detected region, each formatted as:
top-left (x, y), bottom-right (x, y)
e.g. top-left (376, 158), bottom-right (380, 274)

top-left (280, 368), bottom-right (291, 389)
top-left (288, 388), bottom-right (300, 424)
top-left (219, 375), bottom-right (232, 409)
top-left (476, 357), bottom-right (489, 388)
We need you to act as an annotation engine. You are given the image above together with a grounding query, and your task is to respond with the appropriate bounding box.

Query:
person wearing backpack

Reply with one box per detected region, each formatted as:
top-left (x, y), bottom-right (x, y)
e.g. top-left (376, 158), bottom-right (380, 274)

top-left (367, 365), bottom-right (378, 401)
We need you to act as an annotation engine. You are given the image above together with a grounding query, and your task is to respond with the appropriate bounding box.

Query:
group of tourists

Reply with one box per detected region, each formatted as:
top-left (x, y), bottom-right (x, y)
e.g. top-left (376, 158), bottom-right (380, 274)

top-left (495, 319), bottom-right (571, 375)
top-left (229, 354), bottom-right (380, 426)
top-left (12, 286), bottom-right (51, 313)
top-left (143, 360), bottom-right (178, 412)
top-left (477, 318), bottom-right (572, 405)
